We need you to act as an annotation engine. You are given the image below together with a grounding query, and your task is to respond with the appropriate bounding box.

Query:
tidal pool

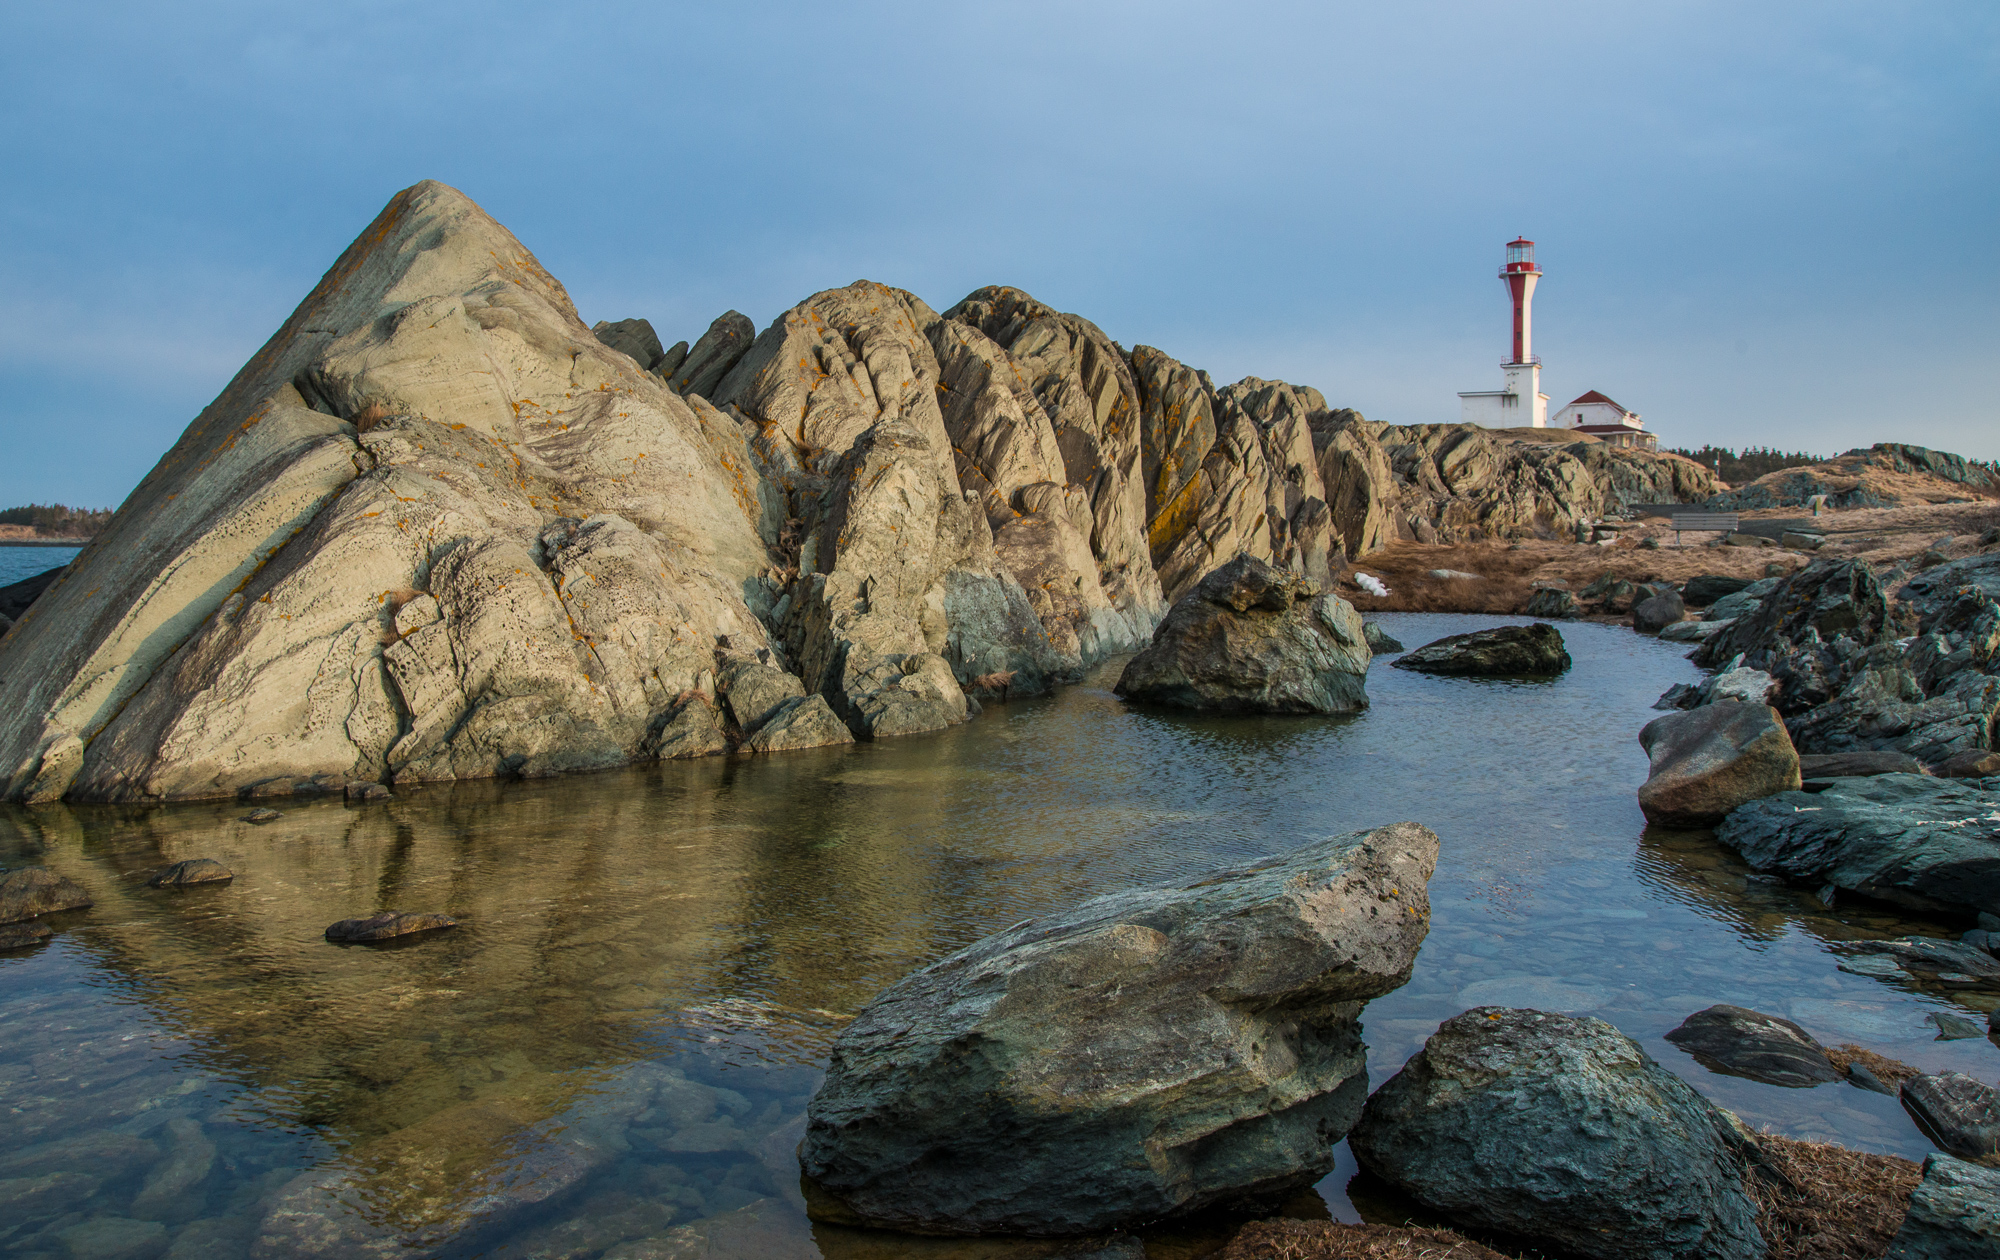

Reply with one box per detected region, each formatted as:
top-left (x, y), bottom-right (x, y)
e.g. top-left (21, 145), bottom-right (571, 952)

top-left (3, 613), bottom-right (1994, 1258)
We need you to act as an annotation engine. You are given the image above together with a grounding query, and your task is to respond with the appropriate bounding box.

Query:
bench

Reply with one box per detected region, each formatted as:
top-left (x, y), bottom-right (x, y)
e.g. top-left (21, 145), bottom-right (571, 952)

top-left (1669, 512), bottom-right (1740, 547)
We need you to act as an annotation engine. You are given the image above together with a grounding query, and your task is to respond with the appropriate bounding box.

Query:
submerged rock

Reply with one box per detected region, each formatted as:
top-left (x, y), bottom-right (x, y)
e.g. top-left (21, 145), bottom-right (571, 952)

top-left (0, 866), bottom-right (92, 924)
top-left (1903, 1072), bottom-right (2000, 1162)
top-left (1113, 555), bottom-right (1371, 714)
top-left (1637, 703), bottom-right (1800, 825)
top-left (1716, 775), bottom-right (2000, 918)
top-left (1663, 1005), bottom-right (1840, 1087)
top-left (0, 920), bottom-right (52, 949)
top-left (800, 821), bottom-right (1439, 1236)
top-left (1349, 1007), bottom-right (1765, 1260)
top-left (1390, 624), bottom-right (1570, 677)
top-left (1885, 1153), bottom-right (2000, 1258)
top-left (324, 911), bottom-right (457, 943)
top-left (148, 859), bottom-right (234, 888)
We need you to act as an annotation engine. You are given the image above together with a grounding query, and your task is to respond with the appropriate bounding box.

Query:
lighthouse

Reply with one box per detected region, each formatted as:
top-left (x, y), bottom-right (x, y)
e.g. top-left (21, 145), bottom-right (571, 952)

top-left (1458, 237), bottom-right (1550, 428)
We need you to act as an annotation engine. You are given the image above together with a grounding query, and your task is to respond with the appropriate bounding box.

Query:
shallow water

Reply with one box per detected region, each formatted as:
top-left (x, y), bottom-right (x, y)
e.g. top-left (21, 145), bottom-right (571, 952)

top-left (0, 546), bottom-right (77, 588)
top-left (3, 613), bottom-right (1995, 1258)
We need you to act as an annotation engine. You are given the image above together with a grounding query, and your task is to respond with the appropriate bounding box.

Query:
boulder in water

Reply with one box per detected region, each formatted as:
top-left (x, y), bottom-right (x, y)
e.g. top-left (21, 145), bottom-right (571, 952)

top-left (1391, 624), bottom-right (1570, 678)
top-left (0, 920), bottom-right (52, 949)
top-left (1362, 621), bottom-right (1403, 653)
top-left (1113, 555), bottom-right (1371, 714)
top-left (1903, 1072), bottom-right (2000, 1162)
top-left (799, 822), bottom-right (1439, 1236)
top-left (651, 696), bottom-right (729, 760)
top-left (1663, 1005), bottom-right (1840, 1087)
top-left (0, 866), bottom-right (92, 924)
top-left (148, 859), bottom-right (234, 888)
top-left (1716, 776), bottom-right (2000, 918)
top-left (744, 694), bottom-right (854, 753)
top-left (1884, 1153), bottom-right (2000, 1258)
top-left (1637, 702), bottom-right (1800, 825)
top-left (324, 911), bottom-right (457, 943)
top-left (1349, 1007), bottom-right (1766, 1260)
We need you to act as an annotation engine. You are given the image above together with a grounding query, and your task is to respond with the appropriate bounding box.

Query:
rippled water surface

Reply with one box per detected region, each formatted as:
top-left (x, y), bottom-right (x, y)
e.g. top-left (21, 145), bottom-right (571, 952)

top-left (0, 547), bottom-right (77, 588)
top-left (4, 614), bottom-right (1995, 1258)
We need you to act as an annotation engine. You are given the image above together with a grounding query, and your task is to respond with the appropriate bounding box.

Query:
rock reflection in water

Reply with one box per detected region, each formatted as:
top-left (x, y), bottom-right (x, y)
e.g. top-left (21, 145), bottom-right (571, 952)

top-left (3, 614), bottom-right (1998, 1258)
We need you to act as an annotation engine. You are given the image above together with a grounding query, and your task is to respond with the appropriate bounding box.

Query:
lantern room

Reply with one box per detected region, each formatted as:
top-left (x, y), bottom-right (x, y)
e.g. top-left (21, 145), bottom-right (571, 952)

top-left (1503, 238), bottom-right (1539, 274)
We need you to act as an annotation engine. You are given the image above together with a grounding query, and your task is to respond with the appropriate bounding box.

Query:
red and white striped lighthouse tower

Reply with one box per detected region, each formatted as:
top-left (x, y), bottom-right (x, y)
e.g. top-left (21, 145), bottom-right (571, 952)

top-left (1459, 237), bottom-right (1551, 428)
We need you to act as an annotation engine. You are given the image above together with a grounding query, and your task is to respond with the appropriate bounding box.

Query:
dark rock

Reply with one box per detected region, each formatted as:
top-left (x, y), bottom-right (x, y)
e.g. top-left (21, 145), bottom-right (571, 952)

top-left (1903, 1072), bottom-right (2000, 1161)
top-left (243, 809), bottom-right (282, 823)
top-left (148, 859), bottom-right (234, 888)
top-left (1683, 574), bottom-right (1753, 607)
top-left (343, 781), bottom-right (391, 801)
top-left (657, 339), bottom-right (689, 380)
top-left (324, 911), bottom-right (457, 943)
top-left (1362, 621), bottom-right (1403, 653)
top-left (0, 866), bottom-right (92, 924)
top-left (590, 318), bottom-right (669, 373)
top-left (0, 920), bottom-right (52, 949)
top-left (1937, 750), bottom-right (2000, 778)
top-left (1716, 776), bottom-right (2000, 919)
top-left (1884, 1153), bottom-right (2000, 1259)
top-left (1926, 1013), bottom-right (1984, 1040)
top-left (1798, 751), bottom-right (1927, 778)
top-left (1664, 1005), bottom-right (1841, 1087)
top-left (800, 822), bottom-right (1439, 1236)
top-left (0, 564), bottom-right (66, 621)
top-left (1633, 588), bottom-right (1686, 633)
top-left (1705, 589), bottom-right (1763, 622)
top-left (1637, 703), bottom-right (1800, 825)
top-left (668, 310), bottom-right (757, 399)
top-left (1114, 555), bottom-right (1371, 714)
top-left (1350, 1007), bottom-right (1765, 1260)
top-left (1391, 624), bottom-right (1570, 678)
top-left (1524, 588), bottom-right (1581, 620)
top-left (1693, 560), bottom-right (1892, 713)
top-left (1899, 554), bottom-right (2000, 625)
top-left (1834, 936), bottom-right (2000, 982)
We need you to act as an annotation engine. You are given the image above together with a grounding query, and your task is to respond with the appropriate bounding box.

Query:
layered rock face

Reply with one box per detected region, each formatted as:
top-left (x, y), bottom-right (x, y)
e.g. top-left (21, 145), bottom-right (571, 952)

top-left (799, 823), bottom-right (1438, 1236)
top-left (1113, 555), bottom-right (1371, 713)
top-left (0, 182), bottom-right (1716, 802)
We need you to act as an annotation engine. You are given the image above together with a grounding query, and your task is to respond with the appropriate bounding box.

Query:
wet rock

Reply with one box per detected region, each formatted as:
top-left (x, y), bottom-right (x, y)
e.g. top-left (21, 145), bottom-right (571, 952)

top-left (1798, 751), bottom-right (1927, 778)
top-left (147, 859), bottom-right (233, 888)
top-left (131, 1116), bottom-right (215, 1222)
top-left (243, 809), bottom-right (281, 823)
top-left (0, 1170), bottom-right (102, 1218)
top-left (324, 911), bottom-right (457, 943)
top-left (1633, 588), bottom-right (1686, 634)
top-left (1524, 588), bottom-right (1581, 619)
top-left (652, 695), bottom-right (729, 760)
top-left (0, 920), bottom-right (52, 949)
top-left (800, 822), bottom-right (1439, 1236)
top-left (1834, 936), bottom-right (2000, 982)
top-left (1936, 749), bottom-right (2000, 778)
top-left (744, 694), bottom-right (854, 753)
top-left (1113, 555), bottom-right (1371, 714)
top-left (1903, 1072), bottom-right (2000, 1162)
top-left (1637, 703), bottom-right (1801, 825)
top-left (1391, 624), bottom-right (1570, 677)
top-left (1350, 1007), bottom-right (1765, 1260)
top-left (344, 781), bottom-right (391, 802)
top-left (1716, 776), bottom-right (2000, 918)
top-left (56, 1216), bottom-right (167, 1260)
top-left (1926, 1013), bottom-right (1984, 1040)
top-left (1884, 1153), bottom-right (2000, 1259)
top-left (162, 1217), bottom-right (256, 1260)
top-left (0, 865), bottom-right (92, 923)
top-left (1663, 1005), bottom-right (1841, 1087)
top-left (1362, 621), bottom-right (1403, 653)
top-left (0, 1131), bottom-right (158, 1179)
top-left (1683, 574), bottom-right (1753, 607)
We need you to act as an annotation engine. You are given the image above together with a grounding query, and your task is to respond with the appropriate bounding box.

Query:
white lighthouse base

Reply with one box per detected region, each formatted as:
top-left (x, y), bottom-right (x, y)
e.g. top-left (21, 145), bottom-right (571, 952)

top-left (1458, 361), bottom-right (1548, 428)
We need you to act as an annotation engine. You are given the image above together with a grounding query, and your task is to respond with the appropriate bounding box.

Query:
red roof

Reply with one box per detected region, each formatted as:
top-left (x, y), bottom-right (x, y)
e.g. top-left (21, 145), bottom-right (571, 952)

top-left (1568, 390), bottom-right (1630, 411)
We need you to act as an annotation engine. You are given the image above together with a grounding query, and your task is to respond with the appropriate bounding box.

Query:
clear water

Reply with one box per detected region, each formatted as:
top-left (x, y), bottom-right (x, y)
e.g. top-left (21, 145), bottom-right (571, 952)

top-left (0, 546), bottom-right (78, 588)
top-left (2, 614), bottom-right (1993, 1258)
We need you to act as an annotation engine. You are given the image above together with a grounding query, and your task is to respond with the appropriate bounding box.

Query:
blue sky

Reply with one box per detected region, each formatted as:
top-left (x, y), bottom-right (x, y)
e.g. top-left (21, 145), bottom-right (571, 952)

top-left (2, 1), bottom-right (1994, 509)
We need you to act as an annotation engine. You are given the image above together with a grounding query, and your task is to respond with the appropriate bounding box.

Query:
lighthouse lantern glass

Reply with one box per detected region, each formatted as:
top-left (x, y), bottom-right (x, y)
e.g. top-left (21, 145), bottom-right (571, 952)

top-left (1506, 239), bottom-right (1535, 268)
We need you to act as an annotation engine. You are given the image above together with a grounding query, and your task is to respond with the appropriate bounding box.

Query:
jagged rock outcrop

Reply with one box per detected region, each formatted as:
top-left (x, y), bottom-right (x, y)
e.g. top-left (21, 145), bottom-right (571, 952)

top-left (667, 310), bottom-right (756, 398)
top-left (589, 318), bottom-right (669, 375)
top-left (799, 822), bottom-right (1438, 1236)
top-left (1706, 443), bottom-right (2000, 512)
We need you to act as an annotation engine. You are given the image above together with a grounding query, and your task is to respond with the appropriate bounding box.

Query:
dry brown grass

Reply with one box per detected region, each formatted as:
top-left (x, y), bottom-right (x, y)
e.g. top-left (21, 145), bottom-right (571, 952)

top-left (1745, 1134), bottom-right (1921, 1260)
top-left (1219, 1220), bottom-right (1510, 1260)
top-left (1821, 1044), bottom-right (1920, 1089)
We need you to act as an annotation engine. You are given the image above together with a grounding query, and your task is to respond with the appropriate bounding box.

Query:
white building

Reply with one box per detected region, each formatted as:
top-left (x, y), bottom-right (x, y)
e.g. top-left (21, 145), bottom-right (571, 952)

top-left (1554, 390), bottom-right (1657, 451)
top-left (1459, 237), bottom-right (1549, 428)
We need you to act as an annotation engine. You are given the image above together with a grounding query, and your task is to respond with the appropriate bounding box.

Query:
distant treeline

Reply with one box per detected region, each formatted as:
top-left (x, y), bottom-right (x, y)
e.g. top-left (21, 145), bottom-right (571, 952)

top-left (1666, 446), bottom-right (1825, 484)
top-left (0, 503), bottom-right (112, 536)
